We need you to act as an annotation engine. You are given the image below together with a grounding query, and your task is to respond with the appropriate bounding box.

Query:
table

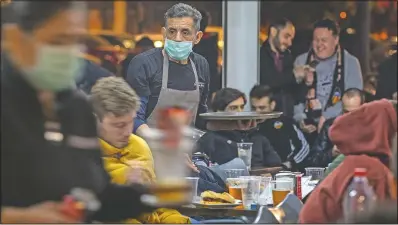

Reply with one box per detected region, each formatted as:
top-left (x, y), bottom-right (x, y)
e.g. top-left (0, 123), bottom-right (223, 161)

top-left (177, 204), bottom-right (259, 218)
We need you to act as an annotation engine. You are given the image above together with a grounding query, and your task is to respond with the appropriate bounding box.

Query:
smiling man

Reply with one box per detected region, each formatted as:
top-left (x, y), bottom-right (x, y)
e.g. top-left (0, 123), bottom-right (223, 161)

top-left (126, 3), bottom-right (210, 136)
top-left (293, 19), bottom-right (363, 145)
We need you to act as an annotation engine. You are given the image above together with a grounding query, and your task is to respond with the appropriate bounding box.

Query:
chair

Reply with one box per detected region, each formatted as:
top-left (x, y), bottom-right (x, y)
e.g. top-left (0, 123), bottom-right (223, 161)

top-left (274, 193), bottom-right (304, 223)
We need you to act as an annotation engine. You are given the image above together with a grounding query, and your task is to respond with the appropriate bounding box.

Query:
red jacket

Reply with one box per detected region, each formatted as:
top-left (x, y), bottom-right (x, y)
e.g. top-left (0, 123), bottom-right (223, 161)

top-left (299, 99), bottom-right (397, 223)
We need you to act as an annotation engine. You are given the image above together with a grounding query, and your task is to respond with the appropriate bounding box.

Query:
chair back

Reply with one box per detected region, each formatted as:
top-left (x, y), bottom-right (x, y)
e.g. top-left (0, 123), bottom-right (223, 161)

top-left (276, 193), bottom-right (303, 223)
top-left (252, 206), bottom-right (280, 224)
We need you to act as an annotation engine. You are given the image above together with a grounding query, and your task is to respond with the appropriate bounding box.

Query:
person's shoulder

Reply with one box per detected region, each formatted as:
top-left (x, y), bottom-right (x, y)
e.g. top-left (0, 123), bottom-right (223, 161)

top-left (191, 51), bottom-right (209, 66)
top-left (130, 48), bottom-right (162, 65)
top-left (129, 134), bottom-right (150, 150)
top-left (343, 49), bottom-right (359, 63)
top-left (294, 52), bottom-right (309, 64)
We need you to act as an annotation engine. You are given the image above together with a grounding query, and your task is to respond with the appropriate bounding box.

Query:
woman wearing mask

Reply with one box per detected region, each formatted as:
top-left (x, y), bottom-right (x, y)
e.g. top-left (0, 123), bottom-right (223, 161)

top-left (1, 1), bottom-right (154, 223)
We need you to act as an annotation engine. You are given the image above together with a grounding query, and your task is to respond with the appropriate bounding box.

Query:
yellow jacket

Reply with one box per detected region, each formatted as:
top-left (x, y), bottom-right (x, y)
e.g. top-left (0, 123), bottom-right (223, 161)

top-left (100, 135), bottom-right (191, 224)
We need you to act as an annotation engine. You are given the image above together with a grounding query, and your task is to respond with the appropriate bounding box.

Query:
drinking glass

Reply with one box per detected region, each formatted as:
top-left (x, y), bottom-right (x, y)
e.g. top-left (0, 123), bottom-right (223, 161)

top-left (185, 177), bottom-right (199, 202)
top-left (271, 180), bottom-right (294, 207)
top-left (237, 143), bottom-right (253, 171)
top-left (226, 178), bottom-right (245, 200)
top-left (240, 176), bottom-right (261, 209)
top-left (305, 167), bottom-right (325, 181)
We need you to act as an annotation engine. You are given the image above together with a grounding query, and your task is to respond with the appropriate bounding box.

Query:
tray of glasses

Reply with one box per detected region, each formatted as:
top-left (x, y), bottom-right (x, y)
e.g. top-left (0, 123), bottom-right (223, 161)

top-left (199, 111), bottom-right (283, 121)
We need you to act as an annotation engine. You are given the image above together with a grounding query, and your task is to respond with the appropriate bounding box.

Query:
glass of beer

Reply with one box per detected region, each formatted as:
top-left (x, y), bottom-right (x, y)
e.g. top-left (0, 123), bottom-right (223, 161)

top-left (226, 178), bottom-right (244, 200)
top-left (271, 180), bottom-right (294, 206)
top-left (237, 143), bottom-right (253, 171)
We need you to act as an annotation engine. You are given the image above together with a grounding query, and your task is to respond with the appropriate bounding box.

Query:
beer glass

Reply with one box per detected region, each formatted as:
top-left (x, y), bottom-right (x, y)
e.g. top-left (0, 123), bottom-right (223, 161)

top-left (237, 143), bottom-right (253, 171)
top-left (240, 176), bottom-right (261, 209)
top-left (271, 180), bottom-right (294, 206)
top-left (226, 178), bottom-right (244, 200)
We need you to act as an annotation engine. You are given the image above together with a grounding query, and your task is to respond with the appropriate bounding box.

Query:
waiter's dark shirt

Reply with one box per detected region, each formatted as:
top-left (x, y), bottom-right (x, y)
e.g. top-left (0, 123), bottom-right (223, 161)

top-left (1, 54), bottom-right (152, 222)
top-left (126, 48), bottom-right (210, 132)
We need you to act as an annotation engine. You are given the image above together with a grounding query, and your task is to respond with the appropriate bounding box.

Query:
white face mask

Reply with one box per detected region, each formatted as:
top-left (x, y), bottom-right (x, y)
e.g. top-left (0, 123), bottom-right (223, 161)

top-left (23, 44), bottom-right (83, 91)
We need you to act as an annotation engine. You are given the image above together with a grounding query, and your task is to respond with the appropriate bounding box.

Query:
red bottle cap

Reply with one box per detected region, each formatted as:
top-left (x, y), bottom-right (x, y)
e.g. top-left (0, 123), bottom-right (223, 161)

top-left (354, 168), bottom-right (367, 177)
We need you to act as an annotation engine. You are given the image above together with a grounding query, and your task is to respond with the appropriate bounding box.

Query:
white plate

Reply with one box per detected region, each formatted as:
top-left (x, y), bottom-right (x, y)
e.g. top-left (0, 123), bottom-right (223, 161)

top-left (199, 111), bottom-right (283, 121)
top-left (192, 200), bottom-right (242, 209)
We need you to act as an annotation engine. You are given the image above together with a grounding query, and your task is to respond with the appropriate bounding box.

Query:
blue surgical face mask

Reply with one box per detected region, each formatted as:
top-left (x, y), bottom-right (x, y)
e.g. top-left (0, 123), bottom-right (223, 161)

top-left (23, 44), bottom-right (83, 91)
top-left (164, 38), bottom-right (193, 60)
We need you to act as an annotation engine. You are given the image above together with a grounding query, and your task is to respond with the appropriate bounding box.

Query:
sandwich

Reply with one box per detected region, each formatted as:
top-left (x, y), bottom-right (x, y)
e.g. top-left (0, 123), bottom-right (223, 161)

top-left (200, 191), bottom-right (236, 204)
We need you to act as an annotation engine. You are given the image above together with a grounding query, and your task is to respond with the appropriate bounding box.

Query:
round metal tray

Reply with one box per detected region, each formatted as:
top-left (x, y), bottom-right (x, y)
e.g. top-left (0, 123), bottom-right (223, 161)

top-left (199, 111), bottom-right (283, 120)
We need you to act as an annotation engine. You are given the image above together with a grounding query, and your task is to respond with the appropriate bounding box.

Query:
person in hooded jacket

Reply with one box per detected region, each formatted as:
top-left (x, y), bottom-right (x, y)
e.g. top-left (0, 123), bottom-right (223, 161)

top-left (299, 99), bottom-right (397, 223)
top-left (195, 88), bottom-right (282, 169)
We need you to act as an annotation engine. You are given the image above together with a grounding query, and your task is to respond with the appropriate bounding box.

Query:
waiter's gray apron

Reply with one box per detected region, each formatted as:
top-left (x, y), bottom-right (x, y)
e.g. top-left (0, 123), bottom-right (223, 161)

top-left (147, 55), bottom-right (200, 126)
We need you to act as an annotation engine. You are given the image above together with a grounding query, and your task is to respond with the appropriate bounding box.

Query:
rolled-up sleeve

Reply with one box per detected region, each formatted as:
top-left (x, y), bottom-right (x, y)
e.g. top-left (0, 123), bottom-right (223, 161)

top-left (126, 56), bottom-right (151, 133)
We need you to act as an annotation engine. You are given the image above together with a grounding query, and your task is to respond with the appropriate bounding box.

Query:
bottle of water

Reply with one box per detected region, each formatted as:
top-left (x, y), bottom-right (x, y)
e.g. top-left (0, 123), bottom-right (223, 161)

top-left (342, 168), bottom-right (377, 222)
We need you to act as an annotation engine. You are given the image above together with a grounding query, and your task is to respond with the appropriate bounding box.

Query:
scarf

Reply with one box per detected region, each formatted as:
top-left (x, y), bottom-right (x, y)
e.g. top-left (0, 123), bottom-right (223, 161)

top-left (303, 46), bottom-right (345, 120)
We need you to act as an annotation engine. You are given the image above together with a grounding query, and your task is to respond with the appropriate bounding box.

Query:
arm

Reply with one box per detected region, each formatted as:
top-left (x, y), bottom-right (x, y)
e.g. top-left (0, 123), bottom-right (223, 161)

top-left (323, 56), bottom-right (363, 120)
top-left (195, 60), bottom-right (210, 130)
top-left (125, 56), bottom-right (151, 134)
top-left (258, 135), bottom-right (282, 167)
top-left (287, 124), bottom-right (310, 166)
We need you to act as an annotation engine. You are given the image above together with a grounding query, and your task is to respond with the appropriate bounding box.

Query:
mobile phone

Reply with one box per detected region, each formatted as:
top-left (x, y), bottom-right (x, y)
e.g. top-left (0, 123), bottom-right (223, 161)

top-left (308, 60), bottom-right (320, 69)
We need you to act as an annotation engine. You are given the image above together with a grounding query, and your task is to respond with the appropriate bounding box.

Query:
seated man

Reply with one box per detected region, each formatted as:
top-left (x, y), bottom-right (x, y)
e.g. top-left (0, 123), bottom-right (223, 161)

top-left (90, 77), bottom-right (191, 224)
top-left (308, 88), bottom-right (365, 168)
top-left (196, 88), bottom-right (282, 169)
top-left (249, 85), bottom-right (310, 171)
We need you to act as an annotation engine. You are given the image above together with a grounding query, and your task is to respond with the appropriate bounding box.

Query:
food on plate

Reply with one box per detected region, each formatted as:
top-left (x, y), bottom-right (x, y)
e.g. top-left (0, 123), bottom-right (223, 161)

top-left (200, 191), bottom-right (236, 204)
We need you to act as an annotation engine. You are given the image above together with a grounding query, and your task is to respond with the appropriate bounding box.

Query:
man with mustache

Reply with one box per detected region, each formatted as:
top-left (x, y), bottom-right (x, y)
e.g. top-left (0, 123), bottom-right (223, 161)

top-left (260, 18), bottom-right (304, 118)
top-left (293, 19), bottom-right (363, 145)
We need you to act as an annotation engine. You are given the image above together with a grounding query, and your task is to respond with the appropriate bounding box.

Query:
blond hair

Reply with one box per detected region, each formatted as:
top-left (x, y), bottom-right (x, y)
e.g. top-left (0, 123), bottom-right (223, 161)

top-left (90, 77), bottom-right (140, 120)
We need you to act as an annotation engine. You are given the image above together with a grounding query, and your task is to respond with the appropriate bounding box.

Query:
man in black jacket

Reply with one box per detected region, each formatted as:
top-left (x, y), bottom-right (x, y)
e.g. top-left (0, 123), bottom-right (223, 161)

top-left (260, 18), bottom-right (305, 118)
top-left (196, 88), bottom-right (282, 169)
top-left (306, 88), bottom-right (365, 167)
top-left (250, 85), bottom-right (310, 171)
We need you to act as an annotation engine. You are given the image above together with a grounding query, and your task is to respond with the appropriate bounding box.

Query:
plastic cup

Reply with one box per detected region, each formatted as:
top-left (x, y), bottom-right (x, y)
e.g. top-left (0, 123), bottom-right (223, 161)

top-left (225, 169), bottom-right (245, 178)
top-left (185, 177), bottom-right (199, 202)
top-left (305, 167), bottom-right (325, 181)
top-left (237, 143), bottom-right (253, 171)
top-left (271, 180), bottom-right (294, 206)
top-left (226, 178), bottom-right (245, 200)
top-left (240, 176), bottom-right (261, 209)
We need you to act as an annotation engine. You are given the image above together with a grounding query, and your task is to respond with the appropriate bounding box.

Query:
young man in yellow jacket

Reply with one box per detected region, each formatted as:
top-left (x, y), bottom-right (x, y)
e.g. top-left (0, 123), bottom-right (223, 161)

top-left (90, 77), bottom-right (192, 224)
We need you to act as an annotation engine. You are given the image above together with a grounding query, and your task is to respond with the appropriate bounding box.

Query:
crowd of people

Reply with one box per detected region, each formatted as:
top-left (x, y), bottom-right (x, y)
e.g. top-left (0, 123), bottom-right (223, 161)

top-left (1, 1), bottom-right (397, 224)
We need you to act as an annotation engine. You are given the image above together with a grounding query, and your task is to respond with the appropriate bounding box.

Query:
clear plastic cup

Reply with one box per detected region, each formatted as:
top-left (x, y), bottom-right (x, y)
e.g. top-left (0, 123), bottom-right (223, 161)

top-left (271, 180), bottom-right (294, 206)
top-left (185, 177), bottom-right (200, 202)
top-left (237, 143), bottom-right (253, 171)
top-left (225, 169), bottom-right (245, 178)
top-left (240, 176), bottom-right (261, 209)
top-left (305, 167), bottom-right (325, 181)
top-left (226, 178), bottom-right (245, 200)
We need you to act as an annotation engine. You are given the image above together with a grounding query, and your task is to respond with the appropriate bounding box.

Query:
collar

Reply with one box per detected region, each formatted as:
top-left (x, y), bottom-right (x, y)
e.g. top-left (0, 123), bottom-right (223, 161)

top-left (99, 135), bottom-right (134, 157)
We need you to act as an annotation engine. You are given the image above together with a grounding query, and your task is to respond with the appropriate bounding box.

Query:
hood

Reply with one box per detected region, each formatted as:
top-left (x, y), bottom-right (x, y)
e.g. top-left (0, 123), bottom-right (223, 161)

top-left (329, 99), bottom-right (397, 156)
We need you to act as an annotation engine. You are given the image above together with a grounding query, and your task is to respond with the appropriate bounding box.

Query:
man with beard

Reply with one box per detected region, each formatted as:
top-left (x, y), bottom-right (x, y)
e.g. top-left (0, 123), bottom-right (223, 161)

top-left (260, 18), bottom-right (306, 118)
top-left (293, 19), bottom-right (363, 145)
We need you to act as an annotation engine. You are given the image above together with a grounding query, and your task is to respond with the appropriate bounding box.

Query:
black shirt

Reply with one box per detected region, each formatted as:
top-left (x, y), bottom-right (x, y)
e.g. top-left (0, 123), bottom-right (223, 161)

top-left (1, 54), bottom-right (152, 222)
top-left (126, 48), bottom-right (210, 131)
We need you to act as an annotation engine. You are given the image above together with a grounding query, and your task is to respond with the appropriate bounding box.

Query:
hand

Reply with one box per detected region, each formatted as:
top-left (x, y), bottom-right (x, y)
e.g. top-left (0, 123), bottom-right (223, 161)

top-left (294, 65), bottom-right (315, 81)
top-left (393, 92), bottom-right (397, 100)
top-left (305, 71), bottom-right (314, 86)
top-left (126, 160), bottom-right (154, 184)
top-left (332, 145), bottom-right (341, 157)
top-left (317, 116), bottom-right (326, 133)
top-left (299, 121), bottom-right (317, 133)
top-left (2, 202), bottom-right (80, 223)
top-left (185, 154), bottom-right (199, 173)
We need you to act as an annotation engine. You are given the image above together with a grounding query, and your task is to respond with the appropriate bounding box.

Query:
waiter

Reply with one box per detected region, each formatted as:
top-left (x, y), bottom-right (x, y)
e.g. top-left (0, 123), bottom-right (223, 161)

top-left (1, 1), bottom-right (153, 223)
top-left (126, 3), bottom-right (210, 136)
